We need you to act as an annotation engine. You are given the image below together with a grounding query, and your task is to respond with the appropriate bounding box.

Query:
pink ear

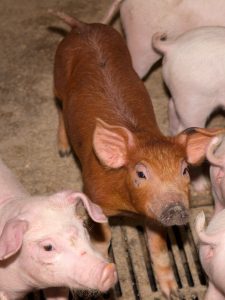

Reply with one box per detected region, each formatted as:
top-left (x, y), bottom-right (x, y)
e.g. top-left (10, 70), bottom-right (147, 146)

top-left (206, 134), bottom-right (225, 168)
top-left (93, 118), bottom-right (135, 168)
top-left (0, 219), bottom-right (29, 260)
top-left (69, 192), bottom-right (108, 223)
top-left (176, 127), bottom-right (225, 165)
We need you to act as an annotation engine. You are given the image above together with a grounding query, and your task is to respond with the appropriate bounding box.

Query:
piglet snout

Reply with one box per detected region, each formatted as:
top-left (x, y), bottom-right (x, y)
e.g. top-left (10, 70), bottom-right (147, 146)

top-left (98, 263), bottom-right (117, 292)
top-left (159, 203), bottom-right (189, 226)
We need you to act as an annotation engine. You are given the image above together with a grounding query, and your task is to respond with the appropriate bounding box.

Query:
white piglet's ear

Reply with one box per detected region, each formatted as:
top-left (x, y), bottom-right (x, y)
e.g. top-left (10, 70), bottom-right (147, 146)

top-left (206, 134), bottom-right (225, 167)
top-left (0, 219), bottom-right (29, 260)
top-left (93, 118), bottom-right (135, 168)
top-left (69, 192), bottom-right (108, 223)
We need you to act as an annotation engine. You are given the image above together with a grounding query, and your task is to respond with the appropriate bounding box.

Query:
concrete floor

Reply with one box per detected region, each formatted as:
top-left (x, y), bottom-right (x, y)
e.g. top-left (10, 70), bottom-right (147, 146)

top-left (0, 0), bottom-right (169, 196)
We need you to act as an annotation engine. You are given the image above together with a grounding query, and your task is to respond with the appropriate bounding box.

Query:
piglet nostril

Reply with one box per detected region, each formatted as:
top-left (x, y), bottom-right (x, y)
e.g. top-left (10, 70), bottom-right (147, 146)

top-left (80, 251), bottom-right (87, 256)
top-left (159, 203), bottom-right (189, 226)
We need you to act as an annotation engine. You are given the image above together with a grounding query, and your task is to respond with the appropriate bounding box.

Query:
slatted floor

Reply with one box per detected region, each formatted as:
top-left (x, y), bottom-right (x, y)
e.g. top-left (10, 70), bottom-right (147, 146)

top-left (108, 205), bottom-right (212, 300)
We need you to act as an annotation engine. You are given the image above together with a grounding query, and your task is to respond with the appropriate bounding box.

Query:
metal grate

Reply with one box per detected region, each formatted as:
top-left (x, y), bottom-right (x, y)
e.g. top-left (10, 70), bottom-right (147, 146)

top-left (108, 206), bottom-right (213, 300)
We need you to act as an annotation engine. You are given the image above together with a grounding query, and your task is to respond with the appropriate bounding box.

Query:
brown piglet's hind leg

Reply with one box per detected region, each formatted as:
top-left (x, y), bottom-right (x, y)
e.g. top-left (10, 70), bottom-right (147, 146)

top-left (57, 105), bottom-right (71, 157)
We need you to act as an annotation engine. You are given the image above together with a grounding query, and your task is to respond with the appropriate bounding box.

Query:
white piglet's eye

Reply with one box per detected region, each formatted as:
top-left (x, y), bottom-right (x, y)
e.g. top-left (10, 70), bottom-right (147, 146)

top-left (43, 244), bottom-right (54, 252)
top-left (37, 240), bottom-right (58, 263)
top-left (39, 240), bottom-right (56, 252)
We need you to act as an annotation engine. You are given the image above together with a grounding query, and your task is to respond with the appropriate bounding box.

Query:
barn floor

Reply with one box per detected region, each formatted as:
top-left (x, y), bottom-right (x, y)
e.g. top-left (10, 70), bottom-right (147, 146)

top-left (0, 1), bottom-right (221, 299)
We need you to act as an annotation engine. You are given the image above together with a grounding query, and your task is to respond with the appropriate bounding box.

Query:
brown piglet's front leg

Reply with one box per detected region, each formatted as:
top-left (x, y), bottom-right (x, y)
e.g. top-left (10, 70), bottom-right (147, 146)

top-left (145, 222), bottom-right (177, 299)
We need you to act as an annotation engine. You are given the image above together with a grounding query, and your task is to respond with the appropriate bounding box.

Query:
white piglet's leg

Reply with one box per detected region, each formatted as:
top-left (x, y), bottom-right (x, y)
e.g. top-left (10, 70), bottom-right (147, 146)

top-left (168, 97), bottom-right (185, 135)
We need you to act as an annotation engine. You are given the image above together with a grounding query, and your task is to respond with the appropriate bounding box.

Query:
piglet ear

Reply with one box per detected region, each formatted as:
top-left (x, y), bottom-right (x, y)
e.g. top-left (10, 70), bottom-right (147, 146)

top-left (0, 219), bottom-right (29, 260)
top-left (93, 118), bottom-right (135, 168)
top-left (69, 192), bottom-right (108, 223)
top-left (176, 127), bottom-right (225, 165)
top-left (206, 134), bottom-right (225, 168)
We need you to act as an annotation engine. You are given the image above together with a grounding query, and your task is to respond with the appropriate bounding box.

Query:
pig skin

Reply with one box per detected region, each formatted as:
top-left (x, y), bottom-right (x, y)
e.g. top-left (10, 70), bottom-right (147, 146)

top-left (119, 0), bottom-right (225, 78)
top-left (0, 158), bottom-right (117, 300)
top-left (196, 210), bottom-right (225, 300)
top-left (152, 26), bottom-right (225, 193)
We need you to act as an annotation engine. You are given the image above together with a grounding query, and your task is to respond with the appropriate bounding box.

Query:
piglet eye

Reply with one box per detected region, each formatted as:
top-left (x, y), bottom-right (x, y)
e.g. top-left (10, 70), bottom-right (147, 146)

top-left (181, 161), bottom-right (189, 177)
top-left (137, 171), bottom-right (146, 179)
top-left (43, 244), bottom-right (54, 251)
top-left (183, 167), bottom-right (189, 176)
top-left (135, 163), bottom-right (148, 181)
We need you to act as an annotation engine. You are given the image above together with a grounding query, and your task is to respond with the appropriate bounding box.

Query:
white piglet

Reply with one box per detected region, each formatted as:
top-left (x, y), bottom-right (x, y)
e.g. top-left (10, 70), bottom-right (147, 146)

top-left (119, 0), bottom-right (225, 78)
top-left (152, 26), bottom-right (225, 135)
top-left (152, 26), bottom-right (225, 134)
top-left (206, 134), bottom-right (225, 214)
top-left (0, 158), bottom-right (117, 299)
top-left (152, 26), bottom-right (225, 192)
top-left (196, 210), bottom-right (225, 300)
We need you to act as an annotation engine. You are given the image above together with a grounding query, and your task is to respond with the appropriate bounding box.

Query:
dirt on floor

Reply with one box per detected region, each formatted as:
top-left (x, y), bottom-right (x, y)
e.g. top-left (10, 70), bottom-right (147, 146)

top-left (1, 1), bottom-right (223, 299)
top-left (0, 0), bottom-right (169, 196)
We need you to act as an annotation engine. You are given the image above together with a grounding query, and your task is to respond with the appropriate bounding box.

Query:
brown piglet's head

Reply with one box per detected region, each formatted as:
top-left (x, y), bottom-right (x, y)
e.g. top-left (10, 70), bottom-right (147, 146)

top-left (93, 119), bottom-right (224, 226)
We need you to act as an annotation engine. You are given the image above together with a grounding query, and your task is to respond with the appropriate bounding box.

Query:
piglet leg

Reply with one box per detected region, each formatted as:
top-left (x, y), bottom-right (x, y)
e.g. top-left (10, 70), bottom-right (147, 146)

top-left (168, 98), bottom-right (184, 135)
top-left (145, 222), bottom-right (178, 299)
top-left (57, 106), bottom-right (71, 157)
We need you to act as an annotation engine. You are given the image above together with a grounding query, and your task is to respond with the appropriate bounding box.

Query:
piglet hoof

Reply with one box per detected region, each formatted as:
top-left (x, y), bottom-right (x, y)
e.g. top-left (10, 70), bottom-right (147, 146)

top-left (158, 276), bottom-right (179, 300)
top-left (59, 148), bottom-right (71, 158)
top-left (170, 289), bottom-right (184, 300)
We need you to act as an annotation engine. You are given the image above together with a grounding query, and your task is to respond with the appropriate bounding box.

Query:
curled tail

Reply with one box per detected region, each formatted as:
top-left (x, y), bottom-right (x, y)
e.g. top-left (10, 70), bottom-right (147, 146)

top-left (48, 9), bottom-right (84, 28)
top-left (195, 211), bottom-right (221, 246)
top-left (152, 32), bottom-right (171, 55)
top-left (206, 134), bottom-right (225, 168)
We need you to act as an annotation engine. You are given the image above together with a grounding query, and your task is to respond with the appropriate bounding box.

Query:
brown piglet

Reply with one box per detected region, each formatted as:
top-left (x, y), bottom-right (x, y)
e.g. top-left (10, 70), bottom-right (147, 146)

top-left (52, 11), bottom-right (224, 298)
